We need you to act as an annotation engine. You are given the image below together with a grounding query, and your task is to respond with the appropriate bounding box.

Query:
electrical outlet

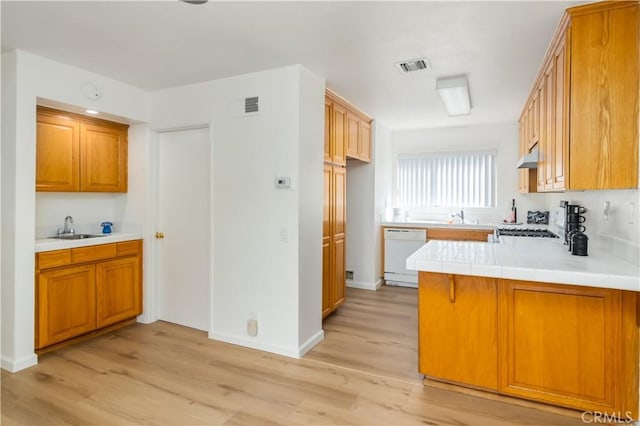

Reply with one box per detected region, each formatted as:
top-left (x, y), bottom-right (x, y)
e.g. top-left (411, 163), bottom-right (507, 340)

top-left (346, 270), bottom-right (354, 280)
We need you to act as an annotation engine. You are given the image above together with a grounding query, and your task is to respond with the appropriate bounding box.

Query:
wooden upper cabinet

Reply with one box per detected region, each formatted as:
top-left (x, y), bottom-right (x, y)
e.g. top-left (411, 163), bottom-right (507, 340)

top-left (36, 106), bottom-right (129, 193)
top-left (568, 2), bottom-right (639, 189)
top-left (36, 113), bottom-right (80, 192)
top-left (358, 120), bottom-right (371, 162)
top-left (521, 2), bottom-right (639, 192)
top-left (325, 90), bottom-right (372, 164)
top-left (324, 98), bottom-right (332, 162)
top-left (80, 123), bottom-right (128, 192)
top-left (332, 102), bottom-right (347, 165)
top-left (346, 111), bottom-right (360, 159)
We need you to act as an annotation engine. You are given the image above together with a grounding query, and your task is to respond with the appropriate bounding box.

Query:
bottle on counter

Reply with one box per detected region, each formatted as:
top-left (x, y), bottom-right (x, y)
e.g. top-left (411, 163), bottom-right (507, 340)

top-left (510, 199), bottom-right (517, 223)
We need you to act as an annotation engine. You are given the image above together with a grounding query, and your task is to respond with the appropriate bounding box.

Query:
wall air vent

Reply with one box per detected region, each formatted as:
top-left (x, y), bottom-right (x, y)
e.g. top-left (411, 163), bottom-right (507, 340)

top-left (231, 96), bottom-right (260, 118)
top-left (245, 96), bottom-right (259, 114)
top-left (395, 57), bottom-right (432, 74)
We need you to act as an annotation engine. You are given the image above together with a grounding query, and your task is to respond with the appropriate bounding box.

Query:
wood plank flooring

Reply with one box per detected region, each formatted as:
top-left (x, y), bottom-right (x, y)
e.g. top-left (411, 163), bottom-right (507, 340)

top-left (1, 286), bottom-right (582, 425)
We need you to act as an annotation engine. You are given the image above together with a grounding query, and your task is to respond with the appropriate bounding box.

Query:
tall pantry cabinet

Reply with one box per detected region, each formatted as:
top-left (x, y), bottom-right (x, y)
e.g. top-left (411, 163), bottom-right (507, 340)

top-left (323, 90), bottom-right (372, 318)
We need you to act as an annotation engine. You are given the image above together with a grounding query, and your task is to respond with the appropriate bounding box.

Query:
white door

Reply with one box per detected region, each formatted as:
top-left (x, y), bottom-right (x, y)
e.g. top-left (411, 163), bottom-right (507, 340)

top-left (157, 127), bottom-right (210, 331)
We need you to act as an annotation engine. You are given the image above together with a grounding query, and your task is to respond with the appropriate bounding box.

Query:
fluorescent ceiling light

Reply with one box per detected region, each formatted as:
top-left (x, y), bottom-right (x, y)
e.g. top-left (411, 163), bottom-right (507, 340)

top-left (436, 76), bottom-right (471, 116)
top-left (86, 109), bottom-right (99, 115)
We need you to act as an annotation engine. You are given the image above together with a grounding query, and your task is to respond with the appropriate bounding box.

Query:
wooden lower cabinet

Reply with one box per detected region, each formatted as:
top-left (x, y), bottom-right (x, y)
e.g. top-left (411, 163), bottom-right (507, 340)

top-left (499, 280), bottom-right (638, 416)
top-left (418, 274), bottom-right (639, 417)
top-left (36, 264), bottom-right (97, 349)
top-left (418, 272), bottom-right (498, 390)
top-left (35, 240), bottom-right (143, 350)
top-left (96, 256), bottom-right (142, 328)
top-left (426, 228), bottom-right (493, 242)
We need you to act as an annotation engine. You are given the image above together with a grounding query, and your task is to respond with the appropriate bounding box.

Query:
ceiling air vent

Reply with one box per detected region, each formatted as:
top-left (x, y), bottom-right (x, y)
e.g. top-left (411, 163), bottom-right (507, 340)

top-left (395, 57), bottom-right (432, 74)
top-left (245, 96), bottom-right (259, 114)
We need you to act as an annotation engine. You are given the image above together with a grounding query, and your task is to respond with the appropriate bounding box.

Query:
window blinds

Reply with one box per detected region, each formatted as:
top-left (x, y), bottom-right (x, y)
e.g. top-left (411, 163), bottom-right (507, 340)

top-left (396, 150), bottom-right (496, 208)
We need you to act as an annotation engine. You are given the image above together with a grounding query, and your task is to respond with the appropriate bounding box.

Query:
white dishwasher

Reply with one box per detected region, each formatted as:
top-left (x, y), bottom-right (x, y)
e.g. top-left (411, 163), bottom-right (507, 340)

top-left (384, 228), bottom-right (427, 288)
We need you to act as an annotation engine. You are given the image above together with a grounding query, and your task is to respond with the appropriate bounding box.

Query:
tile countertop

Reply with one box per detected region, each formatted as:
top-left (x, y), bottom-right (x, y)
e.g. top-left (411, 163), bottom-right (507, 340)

top-left (35, 232), bottom-right (143, 253)
top-left (381, 220), bottom-right (496, 230)
top-left (406, 237), bottom-right (640, 292)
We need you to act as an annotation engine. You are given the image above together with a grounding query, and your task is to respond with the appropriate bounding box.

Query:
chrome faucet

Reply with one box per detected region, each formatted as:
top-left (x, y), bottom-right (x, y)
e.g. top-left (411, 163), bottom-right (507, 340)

top-left (451, 209), bottom-right (465, 224)
top-left (63, 216), bottom-right (74, 235)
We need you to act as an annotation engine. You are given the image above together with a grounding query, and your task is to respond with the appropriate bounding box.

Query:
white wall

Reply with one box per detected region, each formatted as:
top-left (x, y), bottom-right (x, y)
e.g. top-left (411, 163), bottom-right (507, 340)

top-left (151, 65), bottom-right (324, 358)
top-left (543, 190), bottom-right (640, 264)
top-left (297, 67), bottom-right (325, 352)
top-left (344, 120), bottom-right (393, 289)
top-left (392, 122), bottom-right (545, 224)
top-left (373, 122), bottom-right (393, 282)
top-left (1, 50), bottom-right (149, 372)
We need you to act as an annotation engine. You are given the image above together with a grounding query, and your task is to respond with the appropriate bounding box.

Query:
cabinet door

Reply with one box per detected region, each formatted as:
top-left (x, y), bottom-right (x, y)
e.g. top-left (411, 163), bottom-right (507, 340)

top-left (332, 102), bottom-right (347, 165)
top-left (324, 98), bottom-right (332, 162)
top-left (96, 256), bottom-right (142, 328)
top-left (323, 164), bottom-right (332, 238)
top-left (498, 280), bottom-right (632, 414)
top-left (332, 236), bottom-right (346, 310)
top-left (569, 4), bottom-right (639, 189)
top-left (332, 165), bottom-right (346, 238)
top-left (346, 111), bottom-right (359, 159)
top-left (36, 112), bottom-right (80, 192)
top-left (80, 123), bottom-right (128, 192)
top-left (322, 238), bottom-right (332, 318)
top-left (418, 272), bottom-right (498, 390)
top-left (536, 80), bottom-right (546, 191)
top-left (543, 61), bottom-right (555, 191)
top-left (553, 30), bottom-right (569, 190)
top-left (358, 120), bottom-right (371, 162)
top-left (37, 265), bottom-right (96, 348)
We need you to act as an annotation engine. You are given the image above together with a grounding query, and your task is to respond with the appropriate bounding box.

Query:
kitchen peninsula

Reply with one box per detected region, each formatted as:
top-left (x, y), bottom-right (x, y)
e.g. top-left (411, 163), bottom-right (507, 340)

top-left (407, 237), bottom-right (640, 418)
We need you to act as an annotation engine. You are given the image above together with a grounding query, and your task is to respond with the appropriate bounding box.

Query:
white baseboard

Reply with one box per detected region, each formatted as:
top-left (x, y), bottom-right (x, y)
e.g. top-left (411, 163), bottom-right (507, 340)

top-left (210, 330), bottom-right (301, 359)
top-left (346, 279), bottom-right (383, 291)
top-left (1, 353), bottom-right (38, 373)
top-left (298, 329), bottom-right (324, 357)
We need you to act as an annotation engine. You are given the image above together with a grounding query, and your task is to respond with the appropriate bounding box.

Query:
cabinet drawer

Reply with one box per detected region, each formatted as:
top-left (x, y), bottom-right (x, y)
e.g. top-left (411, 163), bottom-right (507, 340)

top-left (37, 249), bottom-right (72, 270)
top-left (117, 240), bottom-right (141, 257)
top-left (71, 243), bottom-right (117, 264)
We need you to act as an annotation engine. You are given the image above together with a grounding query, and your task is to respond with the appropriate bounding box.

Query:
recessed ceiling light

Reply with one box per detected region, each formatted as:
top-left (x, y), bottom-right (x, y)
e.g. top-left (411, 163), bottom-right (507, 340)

top-left (181, 0), bottom-right (208, 4)
top-left (86, 109), bottom-right (99, 115)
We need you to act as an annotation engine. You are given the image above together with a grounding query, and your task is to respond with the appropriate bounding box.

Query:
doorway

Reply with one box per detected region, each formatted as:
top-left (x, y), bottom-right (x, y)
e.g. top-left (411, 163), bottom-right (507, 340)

top-left (156, 127), bottom-right (211, 331)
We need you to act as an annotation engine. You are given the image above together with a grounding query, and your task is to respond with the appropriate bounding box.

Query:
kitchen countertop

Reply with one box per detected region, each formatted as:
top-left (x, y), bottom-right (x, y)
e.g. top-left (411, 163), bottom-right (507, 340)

top-left (406, 237), bottom-right (640, 292)
top-left (35, 232), bottom-right (143, 253)
top-left (382, 220), bottom-right (496, 230)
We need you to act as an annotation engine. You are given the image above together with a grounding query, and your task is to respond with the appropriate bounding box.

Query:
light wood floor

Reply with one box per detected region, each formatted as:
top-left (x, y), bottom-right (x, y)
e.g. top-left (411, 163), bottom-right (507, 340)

top-left (1, 286), bottom-right (582, 425)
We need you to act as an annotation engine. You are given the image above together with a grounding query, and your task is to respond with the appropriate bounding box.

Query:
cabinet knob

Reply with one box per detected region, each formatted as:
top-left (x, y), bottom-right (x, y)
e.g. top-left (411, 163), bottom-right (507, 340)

top-left (155, 232), bottom-right (164, 239)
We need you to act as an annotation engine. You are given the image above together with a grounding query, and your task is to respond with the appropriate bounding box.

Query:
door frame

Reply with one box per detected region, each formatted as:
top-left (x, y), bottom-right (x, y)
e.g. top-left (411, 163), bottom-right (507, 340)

top-left (144, 122), bottom-right (215, 334)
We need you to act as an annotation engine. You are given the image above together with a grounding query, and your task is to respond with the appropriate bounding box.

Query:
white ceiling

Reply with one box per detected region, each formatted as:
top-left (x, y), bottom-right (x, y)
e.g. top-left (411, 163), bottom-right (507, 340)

top-left (1, 1), bottom-right (581, 130)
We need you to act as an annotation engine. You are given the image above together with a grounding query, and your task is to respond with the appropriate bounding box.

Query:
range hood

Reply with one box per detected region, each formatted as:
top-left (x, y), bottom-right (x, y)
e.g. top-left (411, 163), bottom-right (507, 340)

top-left (517, 147), bottom-right (539, 169)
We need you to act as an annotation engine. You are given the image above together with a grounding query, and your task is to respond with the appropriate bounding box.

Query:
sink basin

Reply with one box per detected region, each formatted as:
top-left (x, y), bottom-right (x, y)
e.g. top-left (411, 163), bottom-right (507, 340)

top-left (49, 234), bottom-right (106, 240)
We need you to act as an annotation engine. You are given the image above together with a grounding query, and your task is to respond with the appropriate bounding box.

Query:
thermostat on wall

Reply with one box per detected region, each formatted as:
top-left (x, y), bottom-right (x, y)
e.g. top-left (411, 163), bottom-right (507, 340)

top-left (275, 176), bottom-right (291, 189)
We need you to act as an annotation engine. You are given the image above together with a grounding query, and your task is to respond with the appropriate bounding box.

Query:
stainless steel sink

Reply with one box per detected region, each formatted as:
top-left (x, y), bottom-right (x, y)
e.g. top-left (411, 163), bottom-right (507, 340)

top-left (49, 234), bottom-right (106, 240)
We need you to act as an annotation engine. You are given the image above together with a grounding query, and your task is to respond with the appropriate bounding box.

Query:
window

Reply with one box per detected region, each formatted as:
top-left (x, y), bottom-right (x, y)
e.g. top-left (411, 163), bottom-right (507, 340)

top-left (396, 150), bottom-right (496, 208)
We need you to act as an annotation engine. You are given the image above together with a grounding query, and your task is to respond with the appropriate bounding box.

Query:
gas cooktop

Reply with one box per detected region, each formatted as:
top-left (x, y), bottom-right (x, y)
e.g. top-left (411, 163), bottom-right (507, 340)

top-left (497, 228), bottom-right (559, 238)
